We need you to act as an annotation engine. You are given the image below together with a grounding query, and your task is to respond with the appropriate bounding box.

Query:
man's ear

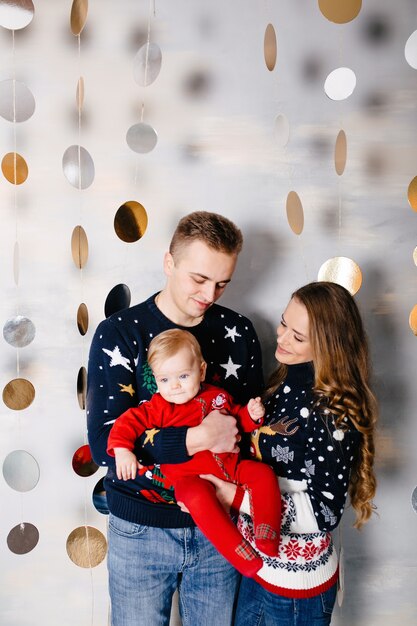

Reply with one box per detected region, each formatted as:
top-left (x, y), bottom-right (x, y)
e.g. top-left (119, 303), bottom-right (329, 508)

top-left (200, 361), bottom-right (207, 381)
top-left (163, 252), bottom-right (174, 276)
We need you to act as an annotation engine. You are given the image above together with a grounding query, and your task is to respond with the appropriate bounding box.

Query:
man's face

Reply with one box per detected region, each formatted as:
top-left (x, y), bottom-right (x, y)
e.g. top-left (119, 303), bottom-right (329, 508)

top-left (164, 240), bottom-right (238, 326)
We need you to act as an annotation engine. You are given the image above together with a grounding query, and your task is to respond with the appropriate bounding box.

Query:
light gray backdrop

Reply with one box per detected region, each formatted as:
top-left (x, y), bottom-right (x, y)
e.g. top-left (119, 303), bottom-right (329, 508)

top-left (0, 1), bottom-right (416, 624)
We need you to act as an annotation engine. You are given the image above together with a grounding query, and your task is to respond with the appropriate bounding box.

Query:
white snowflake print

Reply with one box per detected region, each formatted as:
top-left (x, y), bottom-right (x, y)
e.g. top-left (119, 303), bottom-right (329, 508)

top-left (271, 444), bottom-right (294, 464)
top-left (300, 407), bottom-right (309, 418)
top-left (224, 326), bottom-right (242, 342)
top-left (283, 385), bottom-right (291, 393)
top-left (320, 502), bottom-right (337, 526)
top-left (302, 459), bottom-right (316, 477)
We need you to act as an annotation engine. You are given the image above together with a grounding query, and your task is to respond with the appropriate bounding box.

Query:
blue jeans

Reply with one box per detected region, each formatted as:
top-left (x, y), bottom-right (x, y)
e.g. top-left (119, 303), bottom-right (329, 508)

top-left (235, 576), bottom-right (337, 626)
top-left (108, 514), bottom-right (240, 626)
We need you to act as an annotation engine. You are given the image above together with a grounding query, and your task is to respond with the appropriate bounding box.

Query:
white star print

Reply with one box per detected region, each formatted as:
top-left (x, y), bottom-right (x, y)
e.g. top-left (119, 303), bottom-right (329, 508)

top-left (224, 325), bottom-right (242, 342)
top-left (220, 356), bottom-right (241, 379)
top-left (102, 346), bottom-right (133, 372)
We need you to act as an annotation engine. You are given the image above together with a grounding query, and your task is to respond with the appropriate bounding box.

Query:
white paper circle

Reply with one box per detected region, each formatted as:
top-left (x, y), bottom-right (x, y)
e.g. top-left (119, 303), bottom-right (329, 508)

top-left (324, 67), bottom-right (356, 101)
top-left (0, 0), bottom-right (34, 31)
top-left (0, 79), bottom-right (35, 123)
top-left (405, 30), bottom-right (417, 70)
top-left (3, 450), bottom-right (40, 492)
top-left (133, 43), bottom-right (162, 87)
top-left (126, 122), bottom-right (158, 154)
top-left (62, 145), bottom-right (95, 189)
top-left (274, 114), bottom-right (290, 148)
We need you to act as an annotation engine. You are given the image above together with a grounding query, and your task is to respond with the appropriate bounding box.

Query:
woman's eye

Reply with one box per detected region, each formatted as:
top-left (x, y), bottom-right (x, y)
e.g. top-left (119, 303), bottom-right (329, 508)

top-left (294, 336), bottom-right (303, 343)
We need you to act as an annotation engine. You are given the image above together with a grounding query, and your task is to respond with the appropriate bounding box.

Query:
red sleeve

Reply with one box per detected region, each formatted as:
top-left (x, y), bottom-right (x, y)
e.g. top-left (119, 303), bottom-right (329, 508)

top-left (107, 401), bottom-right (156, 456)
top-left (211, 386), bottom-right (263, 433)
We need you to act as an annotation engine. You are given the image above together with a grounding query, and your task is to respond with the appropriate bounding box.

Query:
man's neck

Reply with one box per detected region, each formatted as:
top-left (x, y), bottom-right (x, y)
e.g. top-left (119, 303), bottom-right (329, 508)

top-left (155, 290), bottom-right (204, 327)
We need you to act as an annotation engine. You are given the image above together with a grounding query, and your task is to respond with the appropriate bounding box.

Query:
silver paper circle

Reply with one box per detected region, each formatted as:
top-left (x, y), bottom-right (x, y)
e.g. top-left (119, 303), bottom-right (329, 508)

top-left (405, 30), bottom-right (417, 70)
top-left (3, 315), bottom-right (35, 348)
top-left (133, 43), bottom-right (162, 87)
top-left (7, 522), bottom-right (39, 555)
top-left (3, 450), bottom-right (40, 492)
top-left (126, 122), bottom-right (158, 154)
top-left (324, 68), bottom-right (356, 101)
top-left (412, 486), bottom-right (417, 513)
top-left (0, 0), bottom-right (34, 31)
top-left (62, 145), bottom-right (95, 189)
top-left (0, 79), bottom-right (35, 123)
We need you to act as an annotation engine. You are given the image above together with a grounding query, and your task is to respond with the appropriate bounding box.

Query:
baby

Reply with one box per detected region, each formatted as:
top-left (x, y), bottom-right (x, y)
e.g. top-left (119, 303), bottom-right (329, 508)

top-left (107, 328), bottom-right (281, 577)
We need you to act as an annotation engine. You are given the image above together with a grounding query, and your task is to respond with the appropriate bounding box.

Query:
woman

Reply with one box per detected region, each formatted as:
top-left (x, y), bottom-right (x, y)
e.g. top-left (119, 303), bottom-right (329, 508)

top-left (204, 281), bottom-right (377, 625)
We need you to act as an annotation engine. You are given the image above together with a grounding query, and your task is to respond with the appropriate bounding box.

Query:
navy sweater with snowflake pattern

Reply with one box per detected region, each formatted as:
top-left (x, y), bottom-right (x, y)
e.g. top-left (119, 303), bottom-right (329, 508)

top-left (238, 362), bottom-right (361, 597)
top-left (86, 293), bottom-right (263, 528)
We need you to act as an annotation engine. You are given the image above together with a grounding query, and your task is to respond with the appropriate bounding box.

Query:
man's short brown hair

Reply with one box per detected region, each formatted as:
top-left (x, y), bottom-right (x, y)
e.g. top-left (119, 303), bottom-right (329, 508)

top-left (169, 211), bottom-right (243, 260)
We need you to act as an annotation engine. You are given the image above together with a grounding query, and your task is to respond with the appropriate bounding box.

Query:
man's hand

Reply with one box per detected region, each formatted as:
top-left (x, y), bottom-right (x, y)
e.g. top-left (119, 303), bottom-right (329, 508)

top-left (114, 447), bottom-right (143, 480)
top-left (186, 410), bottom-right (240, 456)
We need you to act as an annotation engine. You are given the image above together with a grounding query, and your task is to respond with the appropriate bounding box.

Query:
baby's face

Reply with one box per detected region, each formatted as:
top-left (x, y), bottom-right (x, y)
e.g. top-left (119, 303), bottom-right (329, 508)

top-left (153, 347), bottom-right (206, 405)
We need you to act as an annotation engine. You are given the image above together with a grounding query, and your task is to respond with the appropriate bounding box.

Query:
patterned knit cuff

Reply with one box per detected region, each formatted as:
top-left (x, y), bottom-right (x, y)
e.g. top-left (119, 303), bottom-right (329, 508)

top-left (160, 426), bottom-right (191, 464)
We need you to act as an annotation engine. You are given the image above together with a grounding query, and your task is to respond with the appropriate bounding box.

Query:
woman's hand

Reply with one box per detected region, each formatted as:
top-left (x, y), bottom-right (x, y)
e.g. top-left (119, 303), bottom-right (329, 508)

top-left (200, 474), bottom-right (238, 513)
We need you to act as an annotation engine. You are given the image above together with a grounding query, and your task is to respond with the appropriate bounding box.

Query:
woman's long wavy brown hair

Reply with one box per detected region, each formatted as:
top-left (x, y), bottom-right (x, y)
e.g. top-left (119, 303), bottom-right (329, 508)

top-left (265, 281), bottom-right (377, 529)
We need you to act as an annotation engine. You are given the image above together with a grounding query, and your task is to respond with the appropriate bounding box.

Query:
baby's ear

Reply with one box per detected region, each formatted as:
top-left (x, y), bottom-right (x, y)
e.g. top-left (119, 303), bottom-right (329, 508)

top-left (200, 361), bottom-right (207, 381)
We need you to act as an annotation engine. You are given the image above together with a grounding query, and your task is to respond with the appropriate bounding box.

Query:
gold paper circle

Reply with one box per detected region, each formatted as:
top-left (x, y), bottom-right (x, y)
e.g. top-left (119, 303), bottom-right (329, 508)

top-left (407, 176), bottom-right (417, 211)
top-left (70, 0), bottom-right (88, 36)
top-left (318, 0), bottom-right (362, 24)
top-left (1, 152), bottom-right (28, 185)
top-left (77, 302), bottom-right (89, 335)
top-left (3, 378), bottom-right (35, 411)
top-left (77, 366), bottom-right (87, 410)
top-left (72, 444), bottom-right (98, 477)
top-left (286, 191), bottom-right (304, 235)
top-left (264, 24), bottom-right (277, 71)
top-left (335, 130), bottom-right (347, 176)
top-left (114, 201), bottom-right (148, 243)
top-left (318, 257), bottom-right (362, 295)
top-left (71, 225), bottom-right (88, 269)
top-left (409, 304), bottom-right (417, 335)
top-left (76, 77), bottom-right (84, 111)
top-left (66, 526), bottom-right (107, 568)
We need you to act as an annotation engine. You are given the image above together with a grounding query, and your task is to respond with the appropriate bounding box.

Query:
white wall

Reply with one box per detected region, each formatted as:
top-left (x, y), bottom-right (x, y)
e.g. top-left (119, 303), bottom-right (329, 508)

top-left (0, 1), bottom-right (416, 624)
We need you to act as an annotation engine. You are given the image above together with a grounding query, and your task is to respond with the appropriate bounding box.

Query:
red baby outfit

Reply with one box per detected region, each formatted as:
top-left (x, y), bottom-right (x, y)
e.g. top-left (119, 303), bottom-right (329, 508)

top-left (108, 383), bottom-right (281, 577)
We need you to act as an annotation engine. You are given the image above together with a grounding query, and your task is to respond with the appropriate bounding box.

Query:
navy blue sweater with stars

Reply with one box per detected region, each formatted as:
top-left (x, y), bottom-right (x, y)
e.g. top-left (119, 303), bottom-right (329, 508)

top-left (86, 293), bottom-right (263, 528)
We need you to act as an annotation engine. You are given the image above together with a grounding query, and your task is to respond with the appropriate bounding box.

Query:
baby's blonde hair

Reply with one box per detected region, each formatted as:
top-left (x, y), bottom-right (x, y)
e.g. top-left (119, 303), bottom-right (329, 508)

top-left (147, 329), bottom-right (203, 371)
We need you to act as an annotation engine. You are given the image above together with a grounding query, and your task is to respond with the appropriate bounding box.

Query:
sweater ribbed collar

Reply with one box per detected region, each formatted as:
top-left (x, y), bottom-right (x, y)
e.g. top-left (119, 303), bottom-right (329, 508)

top-left (284, 361), bottom-right (315, 387)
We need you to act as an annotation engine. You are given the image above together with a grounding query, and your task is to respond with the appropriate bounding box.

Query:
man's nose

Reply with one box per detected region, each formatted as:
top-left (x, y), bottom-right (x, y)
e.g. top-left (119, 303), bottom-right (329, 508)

top-left (201, 282), bottom-right (216, 303)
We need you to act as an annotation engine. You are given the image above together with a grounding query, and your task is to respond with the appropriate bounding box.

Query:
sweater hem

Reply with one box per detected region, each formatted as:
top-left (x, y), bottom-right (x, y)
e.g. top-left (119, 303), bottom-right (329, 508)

top-left (254, 568), bottom-right (339, 599)
top-left (107, 491), bottom-right (196, 529)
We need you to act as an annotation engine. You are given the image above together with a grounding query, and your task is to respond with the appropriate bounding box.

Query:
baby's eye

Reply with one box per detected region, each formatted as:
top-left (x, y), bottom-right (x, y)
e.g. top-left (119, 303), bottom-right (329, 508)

top-left (179, 374), bottom-right (189, 380)
top-left (159, 377), bottom-right (168, 384)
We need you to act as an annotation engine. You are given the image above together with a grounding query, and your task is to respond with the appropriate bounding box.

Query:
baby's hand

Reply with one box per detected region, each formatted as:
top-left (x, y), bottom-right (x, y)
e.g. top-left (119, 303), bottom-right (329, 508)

top-left (248, 397), bottom-right (265, 422)
top-left (114, 448), bottom-right (141, 481)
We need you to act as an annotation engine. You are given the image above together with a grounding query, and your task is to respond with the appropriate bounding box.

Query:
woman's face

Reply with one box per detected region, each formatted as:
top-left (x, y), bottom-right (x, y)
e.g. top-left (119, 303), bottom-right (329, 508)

top-left (275, 298), bottom-right (313, 365)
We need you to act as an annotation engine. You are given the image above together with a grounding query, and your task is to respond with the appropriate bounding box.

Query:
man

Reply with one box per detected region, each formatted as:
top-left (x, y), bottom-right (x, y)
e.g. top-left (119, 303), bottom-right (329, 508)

top-left (87, 211), bottom-right (263, 626)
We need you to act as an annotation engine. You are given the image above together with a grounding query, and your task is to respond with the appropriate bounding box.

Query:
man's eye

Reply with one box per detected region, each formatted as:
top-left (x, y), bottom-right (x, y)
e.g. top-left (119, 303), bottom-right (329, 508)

top-left (216, 283), bottom-right (227, 290)
top-left (192, 277), bottom-right (205, 284)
